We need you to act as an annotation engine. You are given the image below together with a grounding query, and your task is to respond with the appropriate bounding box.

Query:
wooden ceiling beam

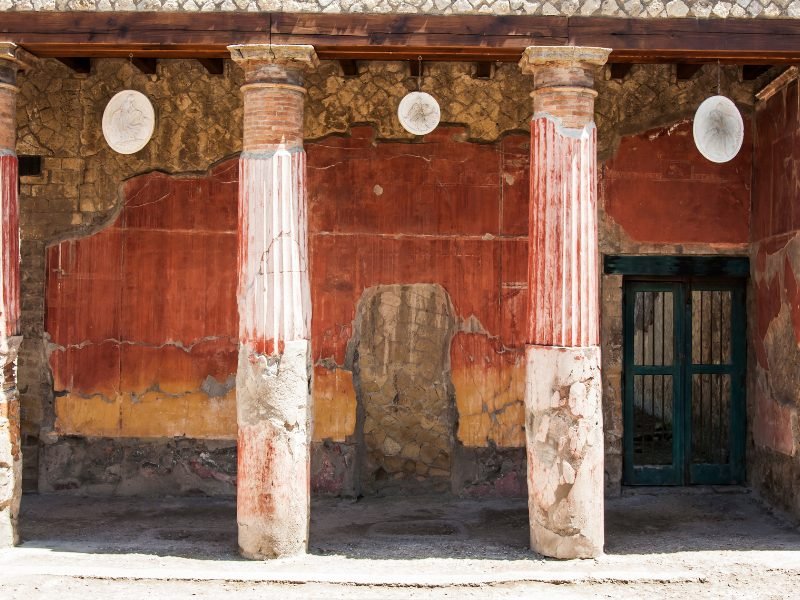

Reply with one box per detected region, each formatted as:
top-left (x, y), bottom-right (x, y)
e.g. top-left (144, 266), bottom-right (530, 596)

top-left (339, 58), bottom-right (358, 77)
top-left (197, 58), bottom-right (224, 75)
top-left (676, 63), bottom-right (703, 80)
top-left (474, 61), bottom-right (493, 79)
top-left (131, 57), bottom-right (157, 74)
top-left (3, 14), bottom-right (800, 64)
top-left (609, 63), bottom-right (633, 80)
top-left (55, 57), bottom-right (91, 74)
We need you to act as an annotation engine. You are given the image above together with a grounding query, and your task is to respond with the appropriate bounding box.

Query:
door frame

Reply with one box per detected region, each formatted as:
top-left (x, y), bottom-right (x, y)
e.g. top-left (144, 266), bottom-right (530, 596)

top-left (605, 255), bottom-right (748, 486)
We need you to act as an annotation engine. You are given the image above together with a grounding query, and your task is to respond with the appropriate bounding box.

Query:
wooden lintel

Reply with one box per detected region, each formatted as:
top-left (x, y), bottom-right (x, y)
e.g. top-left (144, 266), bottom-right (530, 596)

top-left (609, 63), bottom-right (633, 80)
top-left (131, 57), bottom-right (158, 74)
top-left (676, 63), bottom-right (704, 80)
top-left (474, 61), bottom-right (492, 79)
top-left (742, 64), bottom-right (772, 81)
top-left (197, 58), bottom-right (224, 75)
top-left (339, 59), bottom-right (358, 77)
top-left (2, 13), bottom-right (800, 64)
top-left (55, 57), bottom-right (91, 74)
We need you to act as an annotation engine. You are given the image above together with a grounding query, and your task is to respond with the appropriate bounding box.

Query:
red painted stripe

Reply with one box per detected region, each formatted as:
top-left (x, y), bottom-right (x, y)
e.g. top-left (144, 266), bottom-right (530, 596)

top-left (0, 154), bottom-right (19, 340)
top-left (527, 118), bottom-right (599, 347)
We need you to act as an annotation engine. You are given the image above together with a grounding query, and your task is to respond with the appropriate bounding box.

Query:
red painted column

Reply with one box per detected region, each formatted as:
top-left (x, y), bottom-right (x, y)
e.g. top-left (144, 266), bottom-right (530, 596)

top-left (519, 46), bottom-right (610, 559)
top-left (0, 43), bottom-right (25, 547)
top-left (228, 44), bottom-right (317, 559)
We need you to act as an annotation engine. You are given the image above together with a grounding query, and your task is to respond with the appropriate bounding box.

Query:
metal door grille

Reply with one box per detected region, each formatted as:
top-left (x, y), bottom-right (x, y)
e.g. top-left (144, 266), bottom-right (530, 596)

top-left (624, 279), bottom-right (745, 486)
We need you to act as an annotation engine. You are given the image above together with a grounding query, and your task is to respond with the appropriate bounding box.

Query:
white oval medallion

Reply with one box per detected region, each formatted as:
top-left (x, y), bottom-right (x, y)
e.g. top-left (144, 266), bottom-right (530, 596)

top-left (692, 95), bottom-right (744, 164)
top-left (102, 90), bottom-right (155, 155)
top-left (398, 91), bottom-right (441, 136)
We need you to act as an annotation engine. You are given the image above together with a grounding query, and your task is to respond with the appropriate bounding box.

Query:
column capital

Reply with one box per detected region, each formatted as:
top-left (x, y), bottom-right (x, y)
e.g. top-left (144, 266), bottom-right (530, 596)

top-left (519, 45), bottom-right (610, 130)
top-left (519, 46), bottom-right (611, 75)
top-left (228, 44), bottom-right (319, 71)
top-left (0, 42), bottom-right (33, 86)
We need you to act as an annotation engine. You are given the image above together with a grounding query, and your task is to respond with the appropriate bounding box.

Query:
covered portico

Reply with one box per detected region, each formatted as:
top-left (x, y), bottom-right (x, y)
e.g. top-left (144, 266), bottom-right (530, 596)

top-left (0, 12), bottom-right (799, 563)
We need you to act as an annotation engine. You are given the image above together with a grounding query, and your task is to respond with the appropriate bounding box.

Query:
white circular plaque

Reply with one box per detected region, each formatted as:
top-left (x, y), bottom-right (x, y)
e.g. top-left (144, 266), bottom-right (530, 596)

top-left (398, 91), bottom-right (441, 136)
top-left (102, 90), bottom-right (155, 155)
top-left (692, 95), bottom-right (744, 164)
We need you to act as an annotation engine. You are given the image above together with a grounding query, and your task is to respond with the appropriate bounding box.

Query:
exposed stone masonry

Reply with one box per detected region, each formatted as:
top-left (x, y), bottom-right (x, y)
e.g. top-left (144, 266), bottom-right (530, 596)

top-left (351, 285), bottom-right (457, 495)
top-left (0, 0), bottom-right (798, 19)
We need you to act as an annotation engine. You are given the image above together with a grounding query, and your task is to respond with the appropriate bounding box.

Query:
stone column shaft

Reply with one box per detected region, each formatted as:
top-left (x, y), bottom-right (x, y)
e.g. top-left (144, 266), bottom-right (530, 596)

top-left (229, 44), bottom-right (317, 560)
top-left (0, 42), bottom-right (24, 548)
top-left (519, 46), bottom-right (610, 560)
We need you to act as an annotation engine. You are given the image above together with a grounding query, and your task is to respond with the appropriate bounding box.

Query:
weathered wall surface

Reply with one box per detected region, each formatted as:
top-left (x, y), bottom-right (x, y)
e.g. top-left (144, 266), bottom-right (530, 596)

top-left (19, 55), bottom-right (760, 496)
top-left (352, 284), bottom-right (457, 495)
top-left (599, 119), bottom-right (753, 494)
top-left (43, 164), bottom-right (240, 493)
top-left (750, 75), bottom-right (800, 520)
top-left (41, 126), bottom-right (532, 497)
top-left (16, 58), bottom-right (243, 492)
top-left (308, 126), bottom-right (530, 496)
top-left (0, 1), bottom-right (796, 18)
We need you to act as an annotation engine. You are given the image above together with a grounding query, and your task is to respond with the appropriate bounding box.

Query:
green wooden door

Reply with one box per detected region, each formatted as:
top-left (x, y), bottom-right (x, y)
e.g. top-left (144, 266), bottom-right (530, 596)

top-left (623, 279), bottom-right (746, 485)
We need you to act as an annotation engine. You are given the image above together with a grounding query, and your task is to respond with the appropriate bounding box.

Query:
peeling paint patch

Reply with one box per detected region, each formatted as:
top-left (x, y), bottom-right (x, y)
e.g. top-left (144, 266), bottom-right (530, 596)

top-left (312, 366), bottom-right (356, 442)
top-left (451, 332), bottom-right (525, 448)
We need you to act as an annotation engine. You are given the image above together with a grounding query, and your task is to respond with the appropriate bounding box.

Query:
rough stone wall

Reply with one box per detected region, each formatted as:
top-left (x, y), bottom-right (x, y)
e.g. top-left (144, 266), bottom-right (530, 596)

top-left (352, 284), bottom-right (457, 495)
top-left (749, 74), bottom-right (800, 520)
top-left (17, 55), bottom-right (763, 496)
top-left (0, 1), bottom-right (798, 18)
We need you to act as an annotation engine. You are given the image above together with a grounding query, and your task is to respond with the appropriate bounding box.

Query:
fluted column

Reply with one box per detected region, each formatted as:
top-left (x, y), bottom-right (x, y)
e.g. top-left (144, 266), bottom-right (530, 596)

top-left (229, 44), bottom-right (318, 559)
top-left (519, 46), bottom-right (610, 559)
top-left (0, 42), bottom-right (25, 547)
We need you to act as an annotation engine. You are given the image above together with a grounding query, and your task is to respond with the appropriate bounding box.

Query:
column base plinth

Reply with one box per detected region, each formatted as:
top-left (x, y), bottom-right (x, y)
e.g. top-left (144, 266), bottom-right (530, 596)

top-left (236, 340), bottom-right (312, 559)
top-left (524, 344), bottom-right (604, 559)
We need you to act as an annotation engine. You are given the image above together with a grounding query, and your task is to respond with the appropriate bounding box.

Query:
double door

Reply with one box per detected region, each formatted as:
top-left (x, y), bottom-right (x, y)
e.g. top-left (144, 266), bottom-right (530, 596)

top-left (623, 279), bottom-right (745, 485)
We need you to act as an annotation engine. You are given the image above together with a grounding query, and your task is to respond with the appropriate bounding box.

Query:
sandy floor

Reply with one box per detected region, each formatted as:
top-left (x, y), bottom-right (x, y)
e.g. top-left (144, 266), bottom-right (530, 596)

top-left (1, 487), bottom-right (798, 598)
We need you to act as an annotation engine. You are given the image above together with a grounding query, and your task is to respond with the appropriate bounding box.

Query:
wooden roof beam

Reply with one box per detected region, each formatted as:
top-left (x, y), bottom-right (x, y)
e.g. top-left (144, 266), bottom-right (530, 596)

top-left (197, 58), bottom-right (224, 75)
top-left (55, 57), bottom-right (91, 74)
top-left (676, 63), bottom-right (703, 80)
top-left (3, 14), bottom-right (800, 64)
top-left (609, 63), bottom-right (633, 80)
top-left (131, 57), bottom-right (157, 74)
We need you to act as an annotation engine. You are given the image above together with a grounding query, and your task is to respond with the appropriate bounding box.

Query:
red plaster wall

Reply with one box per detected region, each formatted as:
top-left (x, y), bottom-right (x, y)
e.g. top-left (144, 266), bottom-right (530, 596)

top-left (308, 126), bottom-right (529, 365)
top-left (46, 162), bottom-right (240, 439)
top-left (750, 78), bottom-right (800, 479)
top-left (45, 121), bottom-right (758, 455)
top-left (602, 120), bottom-right (752, 246)
top-left (308, 126), bottom-right (530, 448)
top-left (45, 126), bottom-right (532, 448)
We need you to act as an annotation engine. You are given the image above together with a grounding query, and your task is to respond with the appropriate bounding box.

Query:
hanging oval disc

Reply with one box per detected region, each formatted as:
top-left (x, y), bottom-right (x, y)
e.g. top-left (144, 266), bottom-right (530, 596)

top-left (398, 91), bottom-right (441, 136)
top-left (692, 95), bottom-right (744, 163)
top-left (102, 90), bottom-right (156, 155)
